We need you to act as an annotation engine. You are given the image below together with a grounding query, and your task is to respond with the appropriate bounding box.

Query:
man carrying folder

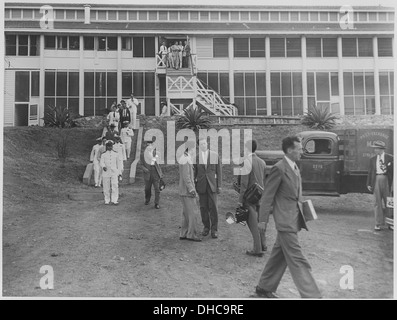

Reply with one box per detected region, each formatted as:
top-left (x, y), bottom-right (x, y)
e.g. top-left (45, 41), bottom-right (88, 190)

top-left (256, 136), bottom-right (321, 299)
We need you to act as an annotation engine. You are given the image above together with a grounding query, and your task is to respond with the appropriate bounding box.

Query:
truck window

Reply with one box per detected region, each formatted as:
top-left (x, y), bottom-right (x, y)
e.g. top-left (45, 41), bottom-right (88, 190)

top-left (304, 139), bottom-right (332, 155)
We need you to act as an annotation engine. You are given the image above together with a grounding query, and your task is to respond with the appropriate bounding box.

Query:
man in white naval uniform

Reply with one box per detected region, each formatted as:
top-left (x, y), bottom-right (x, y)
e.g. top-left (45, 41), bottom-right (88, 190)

top-left (126, 93), bottom-right (139, 129)
top-left (90, 137), bottom-right (103, 188)
top-left (100, 141), bottom-right (123, 205)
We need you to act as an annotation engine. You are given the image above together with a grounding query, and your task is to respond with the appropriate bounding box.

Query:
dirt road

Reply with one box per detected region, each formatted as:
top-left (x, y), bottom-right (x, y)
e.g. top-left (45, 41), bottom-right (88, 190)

top-left (2, 181), bottom-right (393, 299)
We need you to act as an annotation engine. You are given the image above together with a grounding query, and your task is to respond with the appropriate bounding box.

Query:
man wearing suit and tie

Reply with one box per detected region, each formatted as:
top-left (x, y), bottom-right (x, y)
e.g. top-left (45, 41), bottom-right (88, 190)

top-left (195, 138), bottom-right (222, 239)
top-left (366, 141), bottom-right (393, 231)
top-left (238, 140), bottom-right (267, 257)
top-left (119, 100), bottom-right (131, 129)
top-left (256, 136), bottom-right (322, 299)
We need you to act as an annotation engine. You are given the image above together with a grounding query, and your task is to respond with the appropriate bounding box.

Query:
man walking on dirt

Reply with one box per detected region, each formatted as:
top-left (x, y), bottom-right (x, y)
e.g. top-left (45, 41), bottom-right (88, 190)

top-left (256, 136), bottom-right (322, 299)
top-left (366, 141), bottom-right (393, 231)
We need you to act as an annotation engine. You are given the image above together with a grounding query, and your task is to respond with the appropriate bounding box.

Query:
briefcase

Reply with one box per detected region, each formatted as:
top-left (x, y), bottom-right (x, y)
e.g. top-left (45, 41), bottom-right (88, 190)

top-left (243, 183), bottom-right (264, 205)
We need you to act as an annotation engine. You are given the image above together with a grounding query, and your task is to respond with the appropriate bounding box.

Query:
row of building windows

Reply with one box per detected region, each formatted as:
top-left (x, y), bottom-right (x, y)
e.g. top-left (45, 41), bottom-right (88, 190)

top-left (15, 69), bottom-right (393, 117)
top-left (5, 8), bottom-right (395, 23)
top-left (6, 35), bottom-right (393, 58)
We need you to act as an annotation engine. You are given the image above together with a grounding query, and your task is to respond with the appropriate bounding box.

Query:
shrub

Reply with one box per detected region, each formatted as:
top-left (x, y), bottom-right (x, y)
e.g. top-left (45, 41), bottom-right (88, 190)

top-left (175, 106), bottom-right (212, 133)
top-left (301, 105), bottom-right (338, 130)
top-left (43, 105), bottom-right (79, 128)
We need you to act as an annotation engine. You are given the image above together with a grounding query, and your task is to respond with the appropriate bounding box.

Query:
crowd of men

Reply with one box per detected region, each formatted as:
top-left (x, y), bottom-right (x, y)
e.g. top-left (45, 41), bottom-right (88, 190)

top-left (158, 39), bottom-right (191, 69)
top-left (89, 124), bottom-right (393, 298)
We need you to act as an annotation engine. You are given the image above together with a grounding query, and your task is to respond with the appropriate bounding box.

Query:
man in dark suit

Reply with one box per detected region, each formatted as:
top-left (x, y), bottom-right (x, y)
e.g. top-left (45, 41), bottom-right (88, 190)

top-left (256, 136), bottom-right (322, 299)
top-left (119, 100), bottom-right (131, 130)
top-left (238, 140), bottom-right (267, 257)
top-left (195, 138), bottom-right (222, 239)
top-left (366, 141), bottom-right (393, 231)
top-left (141, 140), bottom-right (162, 209)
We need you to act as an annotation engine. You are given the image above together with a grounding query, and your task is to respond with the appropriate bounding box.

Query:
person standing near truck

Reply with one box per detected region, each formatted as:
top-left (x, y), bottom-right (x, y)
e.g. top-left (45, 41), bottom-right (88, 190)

top-left (366, 141), bottom-right (393, 231)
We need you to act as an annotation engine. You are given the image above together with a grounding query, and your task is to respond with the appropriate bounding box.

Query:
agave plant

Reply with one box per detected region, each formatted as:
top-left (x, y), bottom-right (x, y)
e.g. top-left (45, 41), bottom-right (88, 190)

top-left (301, 105), bottom-right (338, 130)
top-left (43, 105), bottom-right (78, 128)
top-left (175, 106), bottom-right (212, 133)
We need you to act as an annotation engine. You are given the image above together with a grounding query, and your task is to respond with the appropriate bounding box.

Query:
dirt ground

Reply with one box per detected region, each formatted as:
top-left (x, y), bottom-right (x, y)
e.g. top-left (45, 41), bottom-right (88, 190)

top-left (2, 182), bottom-right (393, 299)
top-left (2, 126), bottom-right (394, 299)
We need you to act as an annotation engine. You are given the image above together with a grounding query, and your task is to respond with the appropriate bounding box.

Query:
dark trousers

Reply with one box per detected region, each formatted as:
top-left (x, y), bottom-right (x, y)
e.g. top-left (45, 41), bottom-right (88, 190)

top-left (246, 203), bottom-right (267, 254)
top-left (144, 166), bottom-right (160, 205)
top-left (198, 182), bottom-right (218, 232)
top-left (257, 231), bottom-right (322, 298)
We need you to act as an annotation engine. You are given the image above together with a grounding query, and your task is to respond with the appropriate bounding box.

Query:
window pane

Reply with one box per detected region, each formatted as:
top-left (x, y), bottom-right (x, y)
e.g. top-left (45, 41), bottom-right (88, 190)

top-left (344, 97), bottom-right (354, 115)
top-left (31, 71), bottom-right (40, 97)
top-left (234, 98), bottom-right (245, 115)
top-left (197, 72), bottom-right (207, 84)
top-left (122, 37), bottom-right (132, 50)
top-left (378, 38), bottom-right (393, 57)
top-left (380, 96), bottom-right (391, 114)
top-left (95, 98), bottom-right (106, 116)
top-left (190, 11), bottom-right (198, 21)
top-left (310, 12), bottom-right (319, 21)
top-left (57, 36), bottom-right (67, 49)
top-left (180, 11), bottom-right (188, 20)
top-left (306, 38), bottom-right (321, 57)
top-left (245, 73), bottom-right (255, 96)
top-left (234, 73), bottom-right (244, 96)
top-left (15, 71), bottom-right (30, 102)
top-left (250, 38), bottom-right (265, 57)
top-left (320, 12), bottom-right (328, 21)
top-left (282, 97), bottom-right (292, 115)
top-left (300, 12), bottom-right (309, 21)
top-left (6, 35), bottom-right (17, 55)
top-left (379, 73), bottom-right (390, 95)
top-left (145, 72), bottom-right (155, 96)
top-left (122, 72), bottom-right (132, 97)
top-left (208, 73), bottom-right (219, 92)
top-left (354, 97), bottom-right (365, 115)
top-left (66, 10), bottom-right (75, 19)
top-left (329, 12), bottom-right (338, 21)
top-left (246, 98), bottom-right (256, 115)
top-left (365, 73), bottom-right (374, 95)
top-left (280, 12), bottom-right (289, 21)
top-left (292, 72), bottom-right (302, 95)
top-left (107, 37), bottom-right (117, 50)
top-left (316, 72), bottom-right (330, 100)
top-left (144, 37), bottom-right (155, 57)
top-left (133, 72), bottom-right (144, 96)
top-left (250, 11), bottom-right (259, 21)
top-left (213, 38), bottom-right (229, 58)
top-left (331, 72), bottom-right (339, 96)
top-left (95, 72), bottom-right (106, 96)
top-left (343, 72), bottom-right (353, 95)
top-left (133, 37), bottom-right (144, 57)
top-left (293, 97), bottom-right (303, 115)
top-left (210, 11), bottom-right (220, 21)
top-left (69, 72), bottom-right (79, 96)
top-left (240, 12), bottom-right (249, 21)
top-left (84, 72), bottom-right (94, 96)
top-left (118, 11), bottom-right (127, 20)
top-left (219, 73), bottom-right (230, 97)
top-left (138, 11), bottom-right (147, 20)
top-left (56, 10), bottom-right (65, 20)
top-left (56, 72), bottom-right (68, 96)
top-left (221, 11), bottom-right (229, 21)
top-left (358, 38), bottom-right (373, 57)
top-left (234, 38), bottom-right (249, 57)
top-left (18, 35), bottom-right (28, 56)
top-left (342, 38), bottom-right (357, 57)
top-left (56, 98), bottom-right (67, 110)
top-left (69, 36), bottom-right (79, 50)
top-left (169, 11), bottom-right (178, 20)
top-left (260, 12), bottom-right (269, 21)
top-left (256, 72), bottom-right (266, 96)
top-left (390, 72), bottom-right (394, 94)
top-left (145, 98), bottom-right (155, 116)
top-left (231, 12), bottom-right (239, 21)
top-left (323, 38), bottom-right (337, 57)
top-left (270, 12), bottom-right (279, 21)
top-left (307, 72), bottom-right (315, 96)
top-left (45, 36), bottom-right (56, 49)
top-left (353, 73), bottom-right (364, 95)
top-left (281, 72), bottom-right (292, 96)
top-left (290, 12), bottom-right (299, 21)
top-left (270, 38), bottom-right (285, 57)
top-left (107, 72), bottom-right (117, 96)
top-left (68, 98), bottom-right (79, 116)
top-left (129, 11), bottom-right (137, 20)
top-left (271, 97), bottom-right (281, 115)
top-left (107, 11), bottom-right (116, 20)
top-left (366, 96), bottom-right (375, 115)
top-left (45, 71), bottom-right (55, 96)
top-left (98, 36), bottom-right (106, 50)
top-left (257, 97), bottom-right (266, 111)
top-left (200, 11), bottom-right (209, 21)
top-left (271, 73), bottom-right (281, 96)
top-left (84, 37), bottom-right (94, 50)
top-left (84, 98), bottom-right (94, 116)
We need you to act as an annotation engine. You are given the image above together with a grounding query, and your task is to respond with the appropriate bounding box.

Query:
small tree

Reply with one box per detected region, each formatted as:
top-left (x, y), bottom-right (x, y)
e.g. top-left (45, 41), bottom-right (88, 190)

top-left (43, 105), bottom-right (78, 128)
top-left (175, 106), bottom-right (212, 133)
top-left (301, 105), bottom-right (338, 130)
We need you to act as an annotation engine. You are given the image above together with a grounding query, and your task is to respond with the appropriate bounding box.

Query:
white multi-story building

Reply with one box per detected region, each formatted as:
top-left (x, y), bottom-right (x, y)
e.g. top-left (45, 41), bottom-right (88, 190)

top-left (3, 3), bottom-right (395, 126)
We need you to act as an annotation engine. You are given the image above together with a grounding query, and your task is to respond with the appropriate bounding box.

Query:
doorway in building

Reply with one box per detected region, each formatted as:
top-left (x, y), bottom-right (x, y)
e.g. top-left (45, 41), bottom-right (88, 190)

top-left (15, 104), bottom-right (29, 126)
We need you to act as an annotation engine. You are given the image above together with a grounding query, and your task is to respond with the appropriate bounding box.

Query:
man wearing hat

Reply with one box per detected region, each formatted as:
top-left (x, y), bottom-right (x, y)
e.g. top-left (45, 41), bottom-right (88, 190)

top-left (141, 139), bottom-right (163, 209)
top-left (105, 123), bottom-right (118, 142)
top-left (119, 100), bottom-right (131, 131)
top-left (100, 140), bottom-right (123, 205)
top-left (126, 93), bottom-right (139, 129)
top-left (367, 141), bottom-right (393, 231)
top-left (120, 121), bottom-right (134, 159)
top-left (90, 137), bottom-right (103, 188)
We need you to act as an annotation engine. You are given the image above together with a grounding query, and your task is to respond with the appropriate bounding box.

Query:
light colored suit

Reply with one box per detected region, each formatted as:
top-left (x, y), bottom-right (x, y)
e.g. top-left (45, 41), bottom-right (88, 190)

top-left (179, 154), bottom-right (199, 239)
top-left (90, 144), bottom-right (102, 186)
top-left (257, 157), bottom-right (321, 298)
top-left (238, 153), bottom-right (267, 253)
top-left (100, 150), bottom-right (122, 203)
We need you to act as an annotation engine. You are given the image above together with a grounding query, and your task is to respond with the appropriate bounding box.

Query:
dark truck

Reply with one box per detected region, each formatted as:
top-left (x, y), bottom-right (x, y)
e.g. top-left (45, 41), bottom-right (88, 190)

top-left (256, 127), bottom-right (394, 196)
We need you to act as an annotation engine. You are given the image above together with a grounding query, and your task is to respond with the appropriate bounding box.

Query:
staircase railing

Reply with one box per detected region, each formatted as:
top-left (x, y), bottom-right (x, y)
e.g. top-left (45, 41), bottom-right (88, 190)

top-left (189, 54), bottom-right (197, 76)
top-left (196, 78), bottom-right (238, 116)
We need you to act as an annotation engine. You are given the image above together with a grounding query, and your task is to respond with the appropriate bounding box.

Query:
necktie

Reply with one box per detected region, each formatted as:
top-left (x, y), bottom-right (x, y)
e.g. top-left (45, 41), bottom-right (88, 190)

top-left (294, 164), bottom-right (299, 176)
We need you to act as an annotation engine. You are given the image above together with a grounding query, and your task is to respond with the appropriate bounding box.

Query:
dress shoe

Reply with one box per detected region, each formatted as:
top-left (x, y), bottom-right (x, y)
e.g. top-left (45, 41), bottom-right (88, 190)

top-left (187, 237), bottom-right (202, 242)
top-left (179, 237), bottom-right (187, 240)
top-left (202, 230), bottom-right (209, 236)
top-left (112, 202), bottom-right (119, 205)
top-left (246, 250), bottom-right (264, 257)
top-left (155, 204), bottom-right (160, 209)
top-left (211, 232), bottom-right (218, 239)
top-left (104, 202), bottom-right (110, 205)
top-left (144, 201), bottom-right (149, 205)
top-left (255, 286), bottom-right (279, 298)
top-left (374, 225), bottom-right (381, 231)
